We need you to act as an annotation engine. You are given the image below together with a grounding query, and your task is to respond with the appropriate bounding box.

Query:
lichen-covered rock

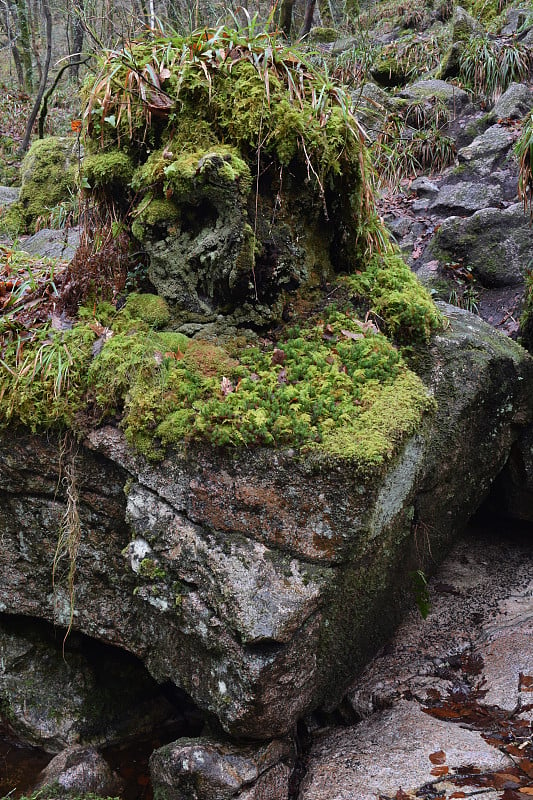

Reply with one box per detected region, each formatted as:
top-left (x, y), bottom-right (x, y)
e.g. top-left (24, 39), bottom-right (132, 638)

top-left (33, 745), bottom-right (123, 795)
top-left (489, 82), bottom-right (533, 122)
top-left (0, 616), bottom-right (181, 752)
top-left (149, 736), bottom-right (293, 800)
top-left (20, 227), bottom-right (80, 261)
top-left (427, 203), bottom-right (533, 287)
top-left (0, 306), bottom-right (531, 743)
top-left (456, 123), bottom-right (518, 177)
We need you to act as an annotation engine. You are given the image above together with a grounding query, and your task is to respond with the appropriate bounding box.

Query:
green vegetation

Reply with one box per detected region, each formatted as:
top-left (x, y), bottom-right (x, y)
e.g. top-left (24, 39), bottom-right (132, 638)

top-left (517, 111), bottom-right (533, 213)
top-left (0, 25), bottom-right (446, 473)
top-left (1, 137), bottom-right (78, 234)
top-left (458, 34), bottom-right (532, 101)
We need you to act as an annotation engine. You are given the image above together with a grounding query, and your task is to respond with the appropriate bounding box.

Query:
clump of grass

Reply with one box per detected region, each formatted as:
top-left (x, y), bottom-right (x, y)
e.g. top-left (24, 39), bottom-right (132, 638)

top-left (517, 111), bottom-right (533, 214)
top-left (459, 34), bottom-right (532, 102)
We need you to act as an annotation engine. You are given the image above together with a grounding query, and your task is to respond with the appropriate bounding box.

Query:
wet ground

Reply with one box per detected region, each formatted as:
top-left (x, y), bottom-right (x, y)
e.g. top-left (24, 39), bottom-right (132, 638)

top-left (299, 517), bottom-right (533, 799)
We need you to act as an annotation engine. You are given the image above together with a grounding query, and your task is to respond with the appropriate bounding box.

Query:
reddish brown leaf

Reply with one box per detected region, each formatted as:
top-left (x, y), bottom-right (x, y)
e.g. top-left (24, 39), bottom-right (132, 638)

top-left (519, 789), bottom-right (533, 796)
top-left (519, 674), bottom-right (533, 691)
top-left (450, 794), bottom-right (466, 798)
top-left (429, 750), bottom-right (446, 765)
top-left (271, 348), bottom-right (286, 365)
top-left (430, 766), bottom-right (449, 777)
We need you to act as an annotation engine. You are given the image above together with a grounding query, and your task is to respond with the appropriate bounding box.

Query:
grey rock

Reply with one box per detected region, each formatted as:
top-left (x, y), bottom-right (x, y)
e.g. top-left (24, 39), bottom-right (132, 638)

top-left (410, 176), bottom-right (440, 197)
top-left (299, 699), bottom-right (511, 800)
top-left (457, 124), bottom-right (517, 177)
top-left (0, 186), bottom-right (20, 206)
top-left (427, 203), bottom-right (533, 287)
top-left (429, 180), bottom-right (504, 215)
top-left (399, 79), bottom-right (470, 113)
top-left (0, 616), bottom-right (180, 752)
top-left (0, 309), bottom-right (531, 741)
top-left (452, 5), bottom-right (483, 41)
top-left (34, 745), bottom-right (123, 795)
top-left (150, 737), bottom-right (293, 800)
top-left (489, 82), bottom-right (533, 122)
top-left (21, 227), bottom-right (80, 261)
top-left (501, 7), bottom-right (531, 34)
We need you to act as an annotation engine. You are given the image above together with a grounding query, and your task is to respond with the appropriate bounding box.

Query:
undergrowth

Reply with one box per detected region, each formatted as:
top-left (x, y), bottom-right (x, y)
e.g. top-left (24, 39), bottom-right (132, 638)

top-left (459, 34), bottom-right (532, 101)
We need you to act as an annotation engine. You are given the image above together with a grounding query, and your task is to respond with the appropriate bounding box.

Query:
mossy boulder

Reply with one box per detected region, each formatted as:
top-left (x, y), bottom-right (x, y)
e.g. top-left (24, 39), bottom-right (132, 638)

top-left (82, 31), bottom-right (375, 326)
top-left (13, 137), bottom-right (78, 233)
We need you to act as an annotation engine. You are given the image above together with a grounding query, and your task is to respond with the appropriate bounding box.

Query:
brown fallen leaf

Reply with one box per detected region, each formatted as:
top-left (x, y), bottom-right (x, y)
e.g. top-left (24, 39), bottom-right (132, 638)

top-left (519, 673), bottom-right (533, 691)
top-left (271, 348), bottom-right (286, 365)
top-left (340, 329), bottom-right (364, 341)
top-left (429, 750), bottom-right (446, 765)
top-left (519, 789), bottom-right (533, 795)
top-left (430, 765), bottom-right (449, 777)
top-left (450, 794), bottom-right (466, 799)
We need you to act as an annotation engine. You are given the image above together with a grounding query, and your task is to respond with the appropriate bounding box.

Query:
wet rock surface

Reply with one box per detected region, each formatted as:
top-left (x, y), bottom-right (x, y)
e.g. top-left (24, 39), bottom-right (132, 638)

top-left (33, 745), bottom-right (124, 796)
top-left (0, 305), bottom-right (531, 745)
top-left (299, 524), bottom-right (533, 799)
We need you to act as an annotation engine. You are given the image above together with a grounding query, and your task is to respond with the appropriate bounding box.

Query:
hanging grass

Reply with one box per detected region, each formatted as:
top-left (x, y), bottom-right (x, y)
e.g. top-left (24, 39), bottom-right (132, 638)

top-left (459, 35), bottom-right (532, 102)
top-left (517, 111), bottom-right (533, 214)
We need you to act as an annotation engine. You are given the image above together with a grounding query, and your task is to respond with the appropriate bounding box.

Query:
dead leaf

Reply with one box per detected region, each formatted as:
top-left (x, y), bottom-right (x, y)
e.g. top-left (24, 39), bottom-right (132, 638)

top-left (271, 348), bottom-right (286, 365)
top-left (429, 750), bottom-right (446, 765)
top-left (340, 329), bottom-right (364, 341)
top-left (519, 789), bottom-right (533, 795)
top-left (220, 376), bottom-right (234, 396)
top-left (153, 350), bottom-right (164, 365)
top-left (450, 794), bottom-right (466, 799)
top-left (430, 765), bottom-right (449, 777)
top-left (159, 67), bottom-right (171, 81)
top-left (277, 368), bottom-right (288, 385)
top-left (519, 674), bottom-right (533, 691)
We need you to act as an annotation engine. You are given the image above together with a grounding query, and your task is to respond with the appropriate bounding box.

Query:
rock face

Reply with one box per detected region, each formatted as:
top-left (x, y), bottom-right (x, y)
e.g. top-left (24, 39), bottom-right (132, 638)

top-left (150, 737), bottom-right (294, 800)
top-left (0, 306), bottom-right (531, 748)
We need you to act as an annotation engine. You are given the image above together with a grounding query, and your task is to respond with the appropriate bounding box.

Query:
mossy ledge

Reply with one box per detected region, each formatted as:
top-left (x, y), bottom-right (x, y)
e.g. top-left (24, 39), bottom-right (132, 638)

top-left (0, 28), bottom-right (443, 475)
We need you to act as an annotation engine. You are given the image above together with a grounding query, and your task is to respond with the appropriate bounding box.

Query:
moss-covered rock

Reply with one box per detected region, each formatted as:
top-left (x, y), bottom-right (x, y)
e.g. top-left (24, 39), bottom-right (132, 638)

top-left (16, 137), bottom-right (78, 233)
top-left (81, 31), bottom-right (373, 325)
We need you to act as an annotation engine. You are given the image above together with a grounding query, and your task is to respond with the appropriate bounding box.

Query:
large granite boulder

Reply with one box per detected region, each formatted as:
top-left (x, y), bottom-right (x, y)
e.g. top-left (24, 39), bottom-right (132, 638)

top-left (0, 306), bottom-right (531, 751)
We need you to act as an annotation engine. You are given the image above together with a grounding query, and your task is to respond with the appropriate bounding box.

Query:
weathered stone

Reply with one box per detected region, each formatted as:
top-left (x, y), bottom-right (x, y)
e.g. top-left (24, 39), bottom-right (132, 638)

top-left (33, 745), bottom-right (123, 795)
top-left (21, 227), bottom-right (80, 261)
top-left (410, 176), bottom-right (440, 197)
top-left (0, 616), bottom-right (181, 753)
top-left (399, 79), bottom-right (470, 112)
top-left (457, 124), bottom-right (517, 178)
top-left (0, 186), bottom-right (19, 206)
top-left (427, 203), bottom-right (533, 287)
top-left (299, 699), bottom-right (511, 800)
top-left (0, 308), bottom-right (531, 742)
top-left (150, 737), bottom-right (293, 800)
top-left (429, 180), bottom-right (504, 215)
top-left (489, 82), bottom-right (533, 122)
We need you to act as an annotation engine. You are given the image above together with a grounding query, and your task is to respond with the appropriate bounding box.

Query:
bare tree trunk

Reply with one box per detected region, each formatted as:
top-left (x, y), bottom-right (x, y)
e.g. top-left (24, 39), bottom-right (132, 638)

top-left (300, 0), bottom-right (316, 37)
top-left (4, 0), bottom-right (25, 88)
top-left (69, 0), bottom-right (84, 81)
top-left (16, 0), bottom-right (33, 92)
top-left (19, 0), bottom-right (51, 153)
top-left (277, 0), bottom-right (295, 38)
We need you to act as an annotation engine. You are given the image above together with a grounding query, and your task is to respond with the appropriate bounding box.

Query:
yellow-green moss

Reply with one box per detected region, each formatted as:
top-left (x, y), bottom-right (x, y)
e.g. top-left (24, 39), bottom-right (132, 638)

top-left (347, 253), bottom-right (443, 343)
top-left (82, 151), bottom-right (134, 190)
top-left (17, 137), bottom-right (78, 232)
top-left (123, 293), bottom-right (170, 328)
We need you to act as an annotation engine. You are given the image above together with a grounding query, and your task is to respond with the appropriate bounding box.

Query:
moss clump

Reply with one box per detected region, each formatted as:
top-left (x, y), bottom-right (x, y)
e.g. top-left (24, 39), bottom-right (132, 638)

top-left (82, 151), bottom-right (134, 191)
top-left (17, 137), bottom-right (78, 232)
top-left (347, 253), bottom-right (443, 343)
top-left (123, 293), bottom-right (170, 328)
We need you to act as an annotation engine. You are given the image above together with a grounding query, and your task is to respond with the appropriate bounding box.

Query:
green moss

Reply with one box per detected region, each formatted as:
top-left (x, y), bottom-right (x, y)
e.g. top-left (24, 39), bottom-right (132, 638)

top-left (17, 137), bottom-right (78, 232)
top-left (347, 253), bottom-right (443, 343)
top-left (139, 558), bottom-right (166, 580)
top-left (82, 151), bottom-right (134, 190)
top-left (0, 202), bottom-right (25, 235)
top-left (124, 293), bottom-right (171, 328)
